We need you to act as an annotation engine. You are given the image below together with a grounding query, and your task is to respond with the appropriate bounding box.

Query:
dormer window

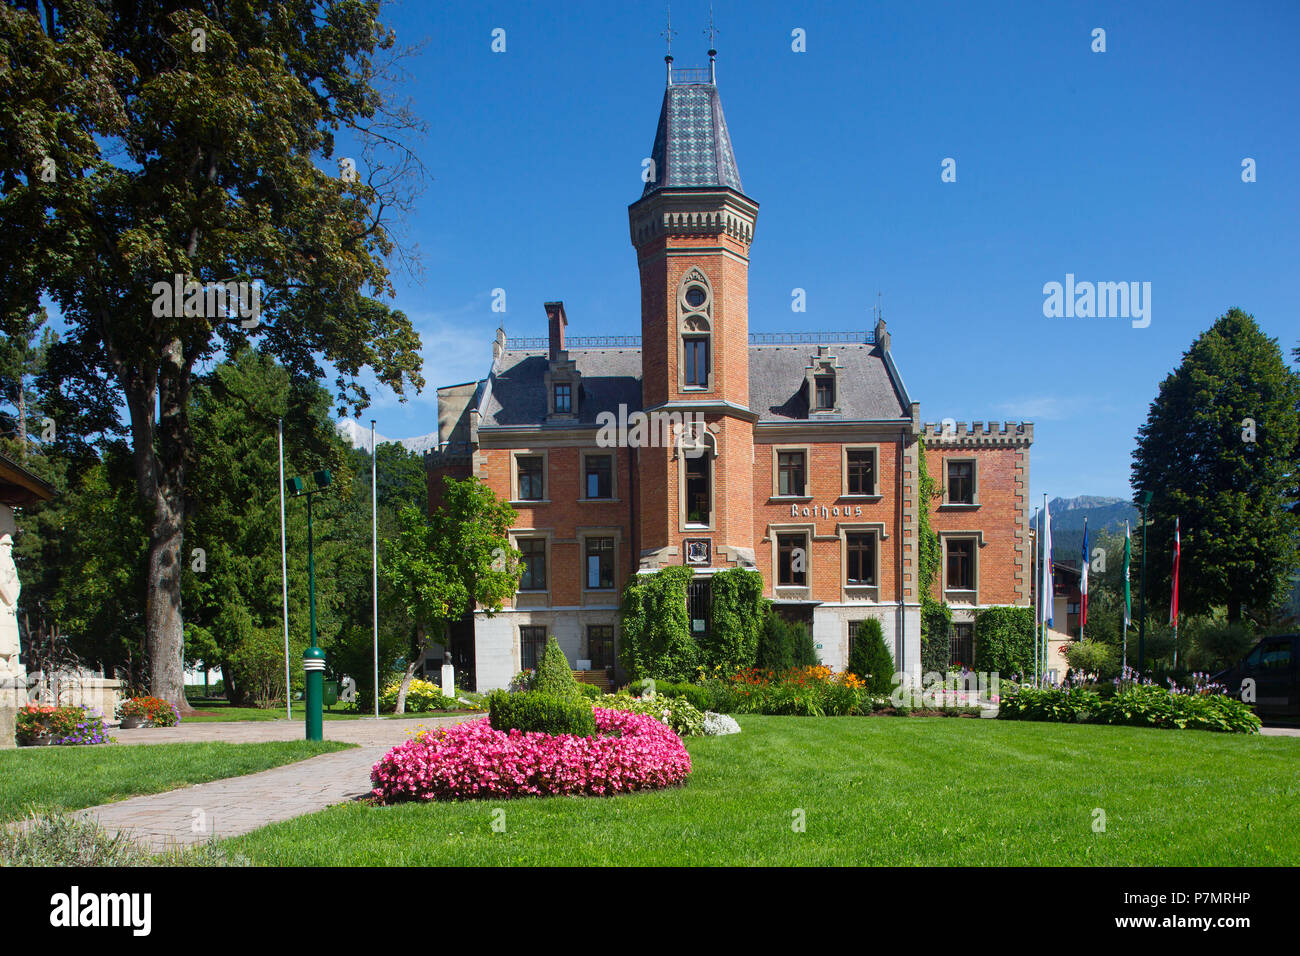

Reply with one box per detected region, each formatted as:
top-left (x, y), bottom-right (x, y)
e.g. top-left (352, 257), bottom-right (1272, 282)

top-left (815, 375), bottom-right (835, 410)
top-left (554, 382), bottom-right (572, 413)
top-left (803, 348), bottom-right (842, 415)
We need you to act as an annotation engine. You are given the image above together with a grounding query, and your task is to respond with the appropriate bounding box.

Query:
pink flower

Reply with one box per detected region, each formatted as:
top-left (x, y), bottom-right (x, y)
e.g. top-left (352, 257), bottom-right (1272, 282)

top-left (369, 708), bottom-right (692, 803)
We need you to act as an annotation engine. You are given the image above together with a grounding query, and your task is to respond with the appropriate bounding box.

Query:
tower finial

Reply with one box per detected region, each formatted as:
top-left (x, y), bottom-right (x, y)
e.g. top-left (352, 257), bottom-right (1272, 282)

top-left (706, 3), bottom-right (718, 83)
top-left (662, 4), bottom-right (677, 85)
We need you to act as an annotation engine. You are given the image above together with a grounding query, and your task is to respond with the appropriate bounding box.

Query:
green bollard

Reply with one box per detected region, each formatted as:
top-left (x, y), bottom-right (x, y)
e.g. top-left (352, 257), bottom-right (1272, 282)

top-left (303, 645), bottom-right (326, 741)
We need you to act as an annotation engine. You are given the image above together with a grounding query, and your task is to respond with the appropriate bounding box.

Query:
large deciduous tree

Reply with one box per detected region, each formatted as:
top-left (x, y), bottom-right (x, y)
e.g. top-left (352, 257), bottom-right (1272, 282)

top-left (1131, 309), bottom-right (1300, 622)
top-left (0, 2), bottom-right (424, 709)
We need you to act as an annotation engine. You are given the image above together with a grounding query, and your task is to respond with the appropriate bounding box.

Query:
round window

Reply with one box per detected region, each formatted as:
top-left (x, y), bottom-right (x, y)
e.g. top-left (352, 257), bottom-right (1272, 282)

top-left (685, 286), bottom-right (707, 308)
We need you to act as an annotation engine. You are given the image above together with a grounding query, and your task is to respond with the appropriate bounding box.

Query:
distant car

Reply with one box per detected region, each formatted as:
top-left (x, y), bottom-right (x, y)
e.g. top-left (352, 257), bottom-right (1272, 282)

top-left (1211, 634), bottom-right (1298, 716)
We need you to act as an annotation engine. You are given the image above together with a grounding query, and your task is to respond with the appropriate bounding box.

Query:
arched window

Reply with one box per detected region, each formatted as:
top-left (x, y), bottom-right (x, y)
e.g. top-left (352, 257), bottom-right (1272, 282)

top-left (678, 422), bottom-right (717, 530)
top-left (678, 269), bottom-right (713, 390)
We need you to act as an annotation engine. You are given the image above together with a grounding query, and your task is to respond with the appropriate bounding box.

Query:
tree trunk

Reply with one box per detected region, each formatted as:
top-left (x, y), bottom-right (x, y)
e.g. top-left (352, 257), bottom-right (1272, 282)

top-left (395, 624), bottom-right (428, 715)
top-left (1227, 598), bottom-right (1242, 624)
top-left (145, 500), bottom-right (189, 712)
top-left (121, 337), bottom-right (195, 715)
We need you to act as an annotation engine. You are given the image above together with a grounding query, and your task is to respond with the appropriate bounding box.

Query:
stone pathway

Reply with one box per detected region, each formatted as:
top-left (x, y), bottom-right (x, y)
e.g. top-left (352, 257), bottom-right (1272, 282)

top-left (1260, 724), bottom-right (1300, 737)
top-left (73, 714), bottom-right (481, 851)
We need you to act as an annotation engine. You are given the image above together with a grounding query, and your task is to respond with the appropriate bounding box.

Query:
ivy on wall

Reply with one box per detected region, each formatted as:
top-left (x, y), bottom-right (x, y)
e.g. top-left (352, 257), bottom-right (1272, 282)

top-left (619, 565), bottom-right (765, 681)
top-left (916, 435), bottom-right (952, 674)
top-left (619, 566), bottom-right (697, 681)
top-left (704, 567), bottom-right (765, 674)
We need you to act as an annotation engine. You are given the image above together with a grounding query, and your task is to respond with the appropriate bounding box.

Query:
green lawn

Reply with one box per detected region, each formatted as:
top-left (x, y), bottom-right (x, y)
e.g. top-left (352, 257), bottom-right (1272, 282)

top-left (0, 740), bottom-right (353, 822)
top-left (224, 716), bottom-right (1300, 866)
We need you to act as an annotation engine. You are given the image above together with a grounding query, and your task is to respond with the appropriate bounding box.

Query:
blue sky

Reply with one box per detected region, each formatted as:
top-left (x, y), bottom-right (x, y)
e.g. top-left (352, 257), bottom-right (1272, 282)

top-left (351, 0), bottom-right (1298, 505)
top-left (37, 1), bottom-right (1294, 506)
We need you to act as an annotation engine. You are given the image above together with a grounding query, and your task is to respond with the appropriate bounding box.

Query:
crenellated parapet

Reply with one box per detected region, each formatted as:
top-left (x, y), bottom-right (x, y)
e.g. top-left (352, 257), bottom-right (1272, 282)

top-left (921, 421), bottom-right (1033, 447)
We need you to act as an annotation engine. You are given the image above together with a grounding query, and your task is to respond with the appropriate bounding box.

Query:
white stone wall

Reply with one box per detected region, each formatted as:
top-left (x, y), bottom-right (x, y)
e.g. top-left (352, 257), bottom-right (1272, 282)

top-left (813, 603), bottom-right (921, 681)
top-left (473, 608), bottom-right (621, 692)
top-left (474, 613), bottom-right (517, 692)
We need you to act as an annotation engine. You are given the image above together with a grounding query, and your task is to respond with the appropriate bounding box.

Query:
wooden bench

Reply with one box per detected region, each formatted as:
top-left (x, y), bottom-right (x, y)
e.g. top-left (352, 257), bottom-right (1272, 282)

top-left (572, 669), bottom-right (613, 693)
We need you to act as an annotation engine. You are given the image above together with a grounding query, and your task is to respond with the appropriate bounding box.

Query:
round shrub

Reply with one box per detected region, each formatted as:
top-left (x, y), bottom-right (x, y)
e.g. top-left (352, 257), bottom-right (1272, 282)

top-left (370, 708), bottom-right (692, 801)
top-left (574, 681), bottom-right (602, 700)
top-left (487, 690), bottom-right (596, 737)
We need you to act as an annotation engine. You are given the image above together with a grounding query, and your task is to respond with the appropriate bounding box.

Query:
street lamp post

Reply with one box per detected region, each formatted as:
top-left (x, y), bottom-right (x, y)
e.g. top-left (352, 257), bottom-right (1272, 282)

top-left (1137, 490), bottom-right (1152, 675)
top-left (287, 469), bottom-right (332, 741)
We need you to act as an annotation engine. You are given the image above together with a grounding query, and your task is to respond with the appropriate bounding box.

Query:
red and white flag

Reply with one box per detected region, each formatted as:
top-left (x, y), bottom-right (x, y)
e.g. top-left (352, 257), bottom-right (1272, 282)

top-left (1169, 517), bottom-right (1180, 628)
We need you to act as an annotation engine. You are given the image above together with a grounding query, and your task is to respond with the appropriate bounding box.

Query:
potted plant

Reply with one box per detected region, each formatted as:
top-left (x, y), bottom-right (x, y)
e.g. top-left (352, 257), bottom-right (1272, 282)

top-left (15, 704), bottom-right (102, 745)
top-left (116, 696), bottom-right (181, 729)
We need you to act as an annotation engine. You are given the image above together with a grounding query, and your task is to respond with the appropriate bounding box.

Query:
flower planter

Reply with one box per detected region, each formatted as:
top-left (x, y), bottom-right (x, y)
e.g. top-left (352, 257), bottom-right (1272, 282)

top-left (22, 734), bottom-right (57, 747)
top-left (118, 716), bottom-right (151, 729)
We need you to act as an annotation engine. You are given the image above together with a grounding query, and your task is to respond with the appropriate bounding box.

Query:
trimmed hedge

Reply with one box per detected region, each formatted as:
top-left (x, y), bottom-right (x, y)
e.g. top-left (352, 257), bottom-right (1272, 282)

top-left (487, 691), bottom-right (597, 738)
top-left (998, 684), bottom-right (1261, 734)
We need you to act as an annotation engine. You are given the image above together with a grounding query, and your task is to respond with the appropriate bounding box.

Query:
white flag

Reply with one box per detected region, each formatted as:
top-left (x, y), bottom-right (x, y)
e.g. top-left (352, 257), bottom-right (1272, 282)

top-left (1039, 500), bottom-right (1053, 628)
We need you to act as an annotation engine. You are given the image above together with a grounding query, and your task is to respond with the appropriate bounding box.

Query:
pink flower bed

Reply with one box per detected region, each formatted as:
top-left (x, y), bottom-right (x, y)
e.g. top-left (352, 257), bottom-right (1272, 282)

top-left (370, 707), bottom-right (692, 803)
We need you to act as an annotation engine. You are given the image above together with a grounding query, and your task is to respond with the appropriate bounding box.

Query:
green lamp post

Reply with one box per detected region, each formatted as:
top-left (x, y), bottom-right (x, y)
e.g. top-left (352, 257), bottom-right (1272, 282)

top-left (287, 469), bottom-right (333, 741)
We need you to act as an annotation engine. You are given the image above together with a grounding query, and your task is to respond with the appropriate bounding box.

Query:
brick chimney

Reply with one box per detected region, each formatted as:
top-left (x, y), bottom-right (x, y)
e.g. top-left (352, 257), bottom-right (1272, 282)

top-left (544, 301), bottom-right (567, 360)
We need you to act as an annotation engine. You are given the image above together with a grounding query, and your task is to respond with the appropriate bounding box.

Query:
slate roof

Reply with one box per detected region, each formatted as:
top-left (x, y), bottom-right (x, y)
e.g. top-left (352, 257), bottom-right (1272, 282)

top-left (642, 83), bottom-right (744, 197)
top-left (477, 342), bottom-right (910, 428)
top-left (748, 343), bottom-right (910, 422)
top-left (480, 349), bottom-right (644, 427)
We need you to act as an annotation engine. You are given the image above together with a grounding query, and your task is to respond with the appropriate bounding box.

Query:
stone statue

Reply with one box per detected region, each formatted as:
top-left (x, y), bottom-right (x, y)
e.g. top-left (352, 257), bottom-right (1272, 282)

top-left (0, 533), bottom-right (21, 679)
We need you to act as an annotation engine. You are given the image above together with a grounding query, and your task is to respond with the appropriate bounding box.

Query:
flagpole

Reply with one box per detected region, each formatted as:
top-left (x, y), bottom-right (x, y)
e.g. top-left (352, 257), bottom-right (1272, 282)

top-left (1080, 517), bottom-right (1088, 644)
top-left (1122, 521), bottom-right (1130, 676)
top-left (279, 418), bottom-right (292, 720)
top-left (1034, 506), bottom-right (1040, 687)
top-left (1031, 510), bottom-right (1038, 689)
top-left (1041, 493), bottom-right (1050, 686)
top-left (1171, 517), bottom-right (1180, 671)
top-left (372, 420), bottom-right (380, 720)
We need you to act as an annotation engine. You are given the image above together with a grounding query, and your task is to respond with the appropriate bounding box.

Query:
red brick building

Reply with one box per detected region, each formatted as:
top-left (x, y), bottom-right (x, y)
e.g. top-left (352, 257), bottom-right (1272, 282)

top-left (427, 60), bottom-right (1032, 690)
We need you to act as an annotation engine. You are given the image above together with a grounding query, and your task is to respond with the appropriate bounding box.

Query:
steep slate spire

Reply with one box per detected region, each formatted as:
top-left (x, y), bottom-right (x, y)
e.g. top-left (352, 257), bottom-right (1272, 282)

top-left (642, 59), bottom-right (743, 197)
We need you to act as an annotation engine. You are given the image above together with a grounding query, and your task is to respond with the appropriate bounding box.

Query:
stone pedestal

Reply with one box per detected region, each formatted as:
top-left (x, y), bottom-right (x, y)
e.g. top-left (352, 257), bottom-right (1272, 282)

top-left (0, 673), bottom-right (25, 750)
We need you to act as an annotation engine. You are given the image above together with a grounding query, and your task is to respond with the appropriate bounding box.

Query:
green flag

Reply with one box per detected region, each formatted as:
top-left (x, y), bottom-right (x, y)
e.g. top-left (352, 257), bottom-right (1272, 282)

top-left (1122, 521), bottom-right (1132, 627)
